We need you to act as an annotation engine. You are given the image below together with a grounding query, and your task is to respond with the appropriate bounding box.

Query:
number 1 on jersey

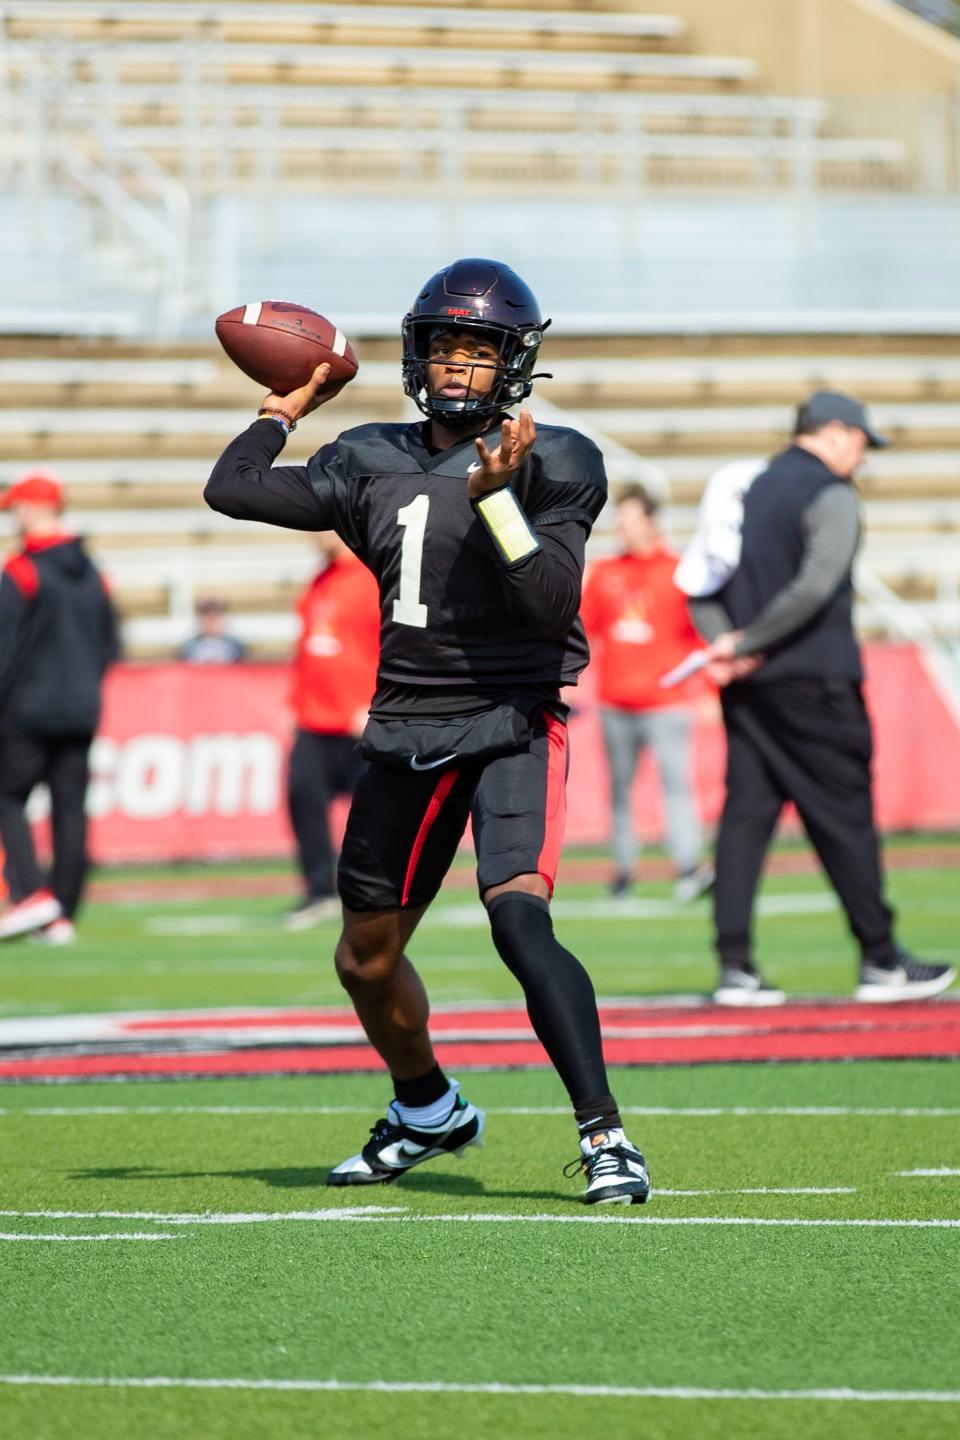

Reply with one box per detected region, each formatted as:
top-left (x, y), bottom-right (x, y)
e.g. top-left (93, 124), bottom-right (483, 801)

top-left (392, 494), bottom-right (429, 628)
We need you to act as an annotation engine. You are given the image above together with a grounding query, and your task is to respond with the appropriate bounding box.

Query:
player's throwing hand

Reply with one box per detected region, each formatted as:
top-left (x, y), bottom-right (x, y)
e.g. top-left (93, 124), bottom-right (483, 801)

top-left (468, 409), bottom-right (536, 499)
top-left (262, 363), bottom-right (337, 424)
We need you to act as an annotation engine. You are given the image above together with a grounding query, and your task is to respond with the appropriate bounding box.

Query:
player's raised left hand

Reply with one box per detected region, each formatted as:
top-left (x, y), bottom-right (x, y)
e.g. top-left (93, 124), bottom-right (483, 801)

top-left (468, 409), bottom-right (536, 499)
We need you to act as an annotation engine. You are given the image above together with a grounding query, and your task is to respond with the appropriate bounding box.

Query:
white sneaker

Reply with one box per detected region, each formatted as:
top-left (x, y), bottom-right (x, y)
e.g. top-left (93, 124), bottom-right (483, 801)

top-left (674, 863), bottom-right (715, 903)
top-left (326, 1092), bottom-right (485, 1186)
top-left (567, 1128), bottom-right (651, 1206)
top-left (713, 967), bottom-right (786, 1007)
top-left (284, 897), bottom-right (341, 931)
top-left (29, 918), bottom-right (76, 946)
top-left (856, 950), bottom-right (955, 1003)
top-left (0, 889), bottom-right (62, 940)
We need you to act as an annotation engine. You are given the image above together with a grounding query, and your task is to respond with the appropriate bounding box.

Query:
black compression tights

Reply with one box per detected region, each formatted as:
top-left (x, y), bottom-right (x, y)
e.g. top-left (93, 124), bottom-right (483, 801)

top-left (487, 891), bottom-right (612, 1107)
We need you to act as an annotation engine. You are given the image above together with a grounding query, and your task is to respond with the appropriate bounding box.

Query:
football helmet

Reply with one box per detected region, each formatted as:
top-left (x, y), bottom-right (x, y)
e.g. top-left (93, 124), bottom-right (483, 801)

top-left (402, 258), bottom-right (550, 427)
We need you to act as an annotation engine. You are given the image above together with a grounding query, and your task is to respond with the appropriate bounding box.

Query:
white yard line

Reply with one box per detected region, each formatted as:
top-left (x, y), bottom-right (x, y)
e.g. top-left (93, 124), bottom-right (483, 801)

top-left (657, 1188), bottom-right (856, 1196)
top-left (131, 892), bottom-right (844, 935)
top-left (2, 1105), bottom-right (959, 1119)
top-left (9, 1022), bottom-right (848, 1044)
top-left (376, 1214), bottom-right (960, 1230)
top-left (0, 1233), bottom-right (175, 1242)
top-left (0, 1208), bottom-right (956, 1230)
top-left (0, 1207), bottom-right (405, 1224)
top-left (898, 1168), bottom-right (960, 1177)
top-left (0, 1376), bottom-right (958, 1402)
top-left (430, 894), bottom-right (840, 927)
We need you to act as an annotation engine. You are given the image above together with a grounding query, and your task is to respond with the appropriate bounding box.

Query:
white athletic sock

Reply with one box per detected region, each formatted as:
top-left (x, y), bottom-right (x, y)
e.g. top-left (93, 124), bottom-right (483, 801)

top-left (392, 1080), bottom-right (460, 1130)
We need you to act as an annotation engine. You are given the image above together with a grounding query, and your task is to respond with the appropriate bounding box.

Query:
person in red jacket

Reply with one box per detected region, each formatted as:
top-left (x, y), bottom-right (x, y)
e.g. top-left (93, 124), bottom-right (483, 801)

top-left (580, 485), bottom-right (713, 901)
top-left (285, 531), bottom-right (380, 928)
top-left (0, 470), bottom-right (118, 944)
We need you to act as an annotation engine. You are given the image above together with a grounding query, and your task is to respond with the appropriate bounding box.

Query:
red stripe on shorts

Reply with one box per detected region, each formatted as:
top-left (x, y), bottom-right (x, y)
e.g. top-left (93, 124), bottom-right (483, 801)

top-left (536, 711), bottom-right (568, 898)
top-left (401, 767), bottom-right (460, 908)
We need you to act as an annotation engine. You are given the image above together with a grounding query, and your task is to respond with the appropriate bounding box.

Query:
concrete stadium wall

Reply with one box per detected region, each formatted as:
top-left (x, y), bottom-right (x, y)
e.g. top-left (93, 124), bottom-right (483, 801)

top-left (665, 0), bottom-right (960, 95)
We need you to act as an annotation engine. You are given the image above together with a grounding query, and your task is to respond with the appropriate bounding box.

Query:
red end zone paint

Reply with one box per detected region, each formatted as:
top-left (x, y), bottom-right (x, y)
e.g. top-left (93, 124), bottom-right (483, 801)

top-left (1, 1000), bottom-right (958, 1080)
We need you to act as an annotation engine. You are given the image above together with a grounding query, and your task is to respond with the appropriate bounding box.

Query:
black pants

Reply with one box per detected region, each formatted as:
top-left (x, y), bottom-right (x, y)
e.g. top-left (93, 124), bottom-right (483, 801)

top-left (0, 731), bottom-right (92, 920)
top-left (714, 679), bottom-right (896, 969)
top-left (287, 729), bottom-right (365, 900)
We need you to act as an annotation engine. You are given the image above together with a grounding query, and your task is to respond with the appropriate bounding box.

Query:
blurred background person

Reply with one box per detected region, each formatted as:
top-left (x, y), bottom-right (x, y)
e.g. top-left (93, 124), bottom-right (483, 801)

top-left (285, 531), bottom-right (380, 929)
top-left (581, 485), bottom-right (713, 903)
top-left (178, 596), bottom-right (247, 664)
top-left (0, 470), bottom-right (118, 944)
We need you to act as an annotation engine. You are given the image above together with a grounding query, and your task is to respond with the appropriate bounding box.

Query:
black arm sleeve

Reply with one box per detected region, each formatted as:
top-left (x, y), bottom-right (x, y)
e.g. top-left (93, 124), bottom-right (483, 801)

top-left (481, 427), bottom-right (606, 639)
top-left (204, 419), bottom-right (332, 530)
top-left (495, 519), bottom-right (588, 639)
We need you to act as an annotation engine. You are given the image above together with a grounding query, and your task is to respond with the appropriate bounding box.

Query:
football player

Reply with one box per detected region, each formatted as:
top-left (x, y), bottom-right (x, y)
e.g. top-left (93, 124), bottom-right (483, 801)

top-left (205, 259), bottom-right (650, 1204)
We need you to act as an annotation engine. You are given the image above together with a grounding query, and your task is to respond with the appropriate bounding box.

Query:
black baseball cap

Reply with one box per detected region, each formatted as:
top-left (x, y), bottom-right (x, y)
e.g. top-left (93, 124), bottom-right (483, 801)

top-left (795, 389), bottom-right (889, 448)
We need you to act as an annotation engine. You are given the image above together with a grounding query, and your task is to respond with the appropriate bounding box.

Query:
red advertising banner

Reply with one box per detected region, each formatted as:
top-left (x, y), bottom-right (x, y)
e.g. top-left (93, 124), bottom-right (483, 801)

top-left (24, 646), bottom-right (960, 865)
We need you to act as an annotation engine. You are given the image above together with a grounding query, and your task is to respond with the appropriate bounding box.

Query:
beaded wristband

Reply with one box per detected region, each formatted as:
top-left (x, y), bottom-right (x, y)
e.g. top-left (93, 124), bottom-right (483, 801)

top-left (257, 406), bottom-right (297, 435)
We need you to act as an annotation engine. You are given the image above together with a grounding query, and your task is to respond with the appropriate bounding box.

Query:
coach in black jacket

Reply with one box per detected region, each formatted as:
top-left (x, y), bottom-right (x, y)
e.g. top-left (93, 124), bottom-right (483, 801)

top-left (689, 391), bottom-right (954, 1006)
top-left (0, 471), bottom-right (118, 942)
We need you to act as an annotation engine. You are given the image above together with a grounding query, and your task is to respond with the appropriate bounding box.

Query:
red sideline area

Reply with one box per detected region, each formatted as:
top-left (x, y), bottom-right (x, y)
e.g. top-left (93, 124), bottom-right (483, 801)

top-left (22, 643), bottom-right (959, 866)
top-left (2, 1000), bottom-right (959, 1080)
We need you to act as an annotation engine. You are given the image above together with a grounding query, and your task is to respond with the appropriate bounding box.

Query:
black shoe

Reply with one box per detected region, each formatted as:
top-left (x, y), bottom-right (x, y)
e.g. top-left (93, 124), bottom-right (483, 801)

top-left (856, 948), bottom-right (956, 1003)
top-left (565, 1128), bottom-right (651, 1206)
top-left (326, 1093), bottom-right (485, 1186)
top-left (608, 873), bottom-right (633, 898)
top-left (713, 966), bottom-right (785, 1007)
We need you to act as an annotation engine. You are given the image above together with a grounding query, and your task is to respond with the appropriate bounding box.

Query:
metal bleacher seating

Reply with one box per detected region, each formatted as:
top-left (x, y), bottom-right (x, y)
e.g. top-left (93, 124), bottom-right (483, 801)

top-left (0, 0), bottom-right (923, 344)
top-left (2, 335), bottom-right (959, 657)
top-left (2, 0), bottom-right (908, 197)
top-left (0, 2), bottom-right (956, 654)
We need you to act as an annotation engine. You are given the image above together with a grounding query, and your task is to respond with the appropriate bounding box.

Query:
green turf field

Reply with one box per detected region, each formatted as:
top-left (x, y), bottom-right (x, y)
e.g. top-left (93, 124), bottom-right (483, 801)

top-left (0, 844), bottom-right (957, 1017)
top-left (1, 849), bottom-right (959, 1439)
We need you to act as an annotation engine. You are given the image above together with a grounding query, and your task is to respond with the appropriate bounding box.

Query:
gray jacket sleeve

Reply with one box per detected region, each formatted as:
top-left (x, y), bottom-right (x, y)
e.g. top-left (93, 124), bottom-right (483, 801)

top-left (734, 484), bottom-right (860, 656)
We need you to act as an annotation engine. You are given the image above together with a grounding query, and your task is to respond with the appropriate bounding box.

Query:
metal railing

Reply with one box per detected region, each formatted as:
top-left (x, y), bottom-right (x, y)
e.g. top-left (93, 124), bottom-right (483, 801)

top-left (59, 131), bottom-right (190, 336)
top-left (1, 34), bottom-right (959, 331)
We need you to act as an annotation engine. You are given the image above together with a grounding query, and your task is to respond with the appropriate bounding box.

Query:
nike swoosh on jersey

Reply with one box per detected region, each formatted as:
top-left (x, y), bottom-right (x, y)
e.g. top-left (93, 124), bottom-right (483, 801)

top-left (410, 753), bottom-right (458, 771)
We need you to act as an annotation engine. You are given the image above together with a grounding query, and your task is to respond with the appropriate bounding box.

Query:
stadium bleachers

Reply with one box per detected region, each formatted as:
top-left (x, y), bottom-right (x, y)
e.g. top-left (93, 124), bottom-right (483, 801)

top-left (7, 2), bottom-right (687, 50)
top-left (2, 0), bottom-right (952, 340)
top-left (0, 0), bottom-right (957, 653)
top-left (2, 332), bottom-right (958, 657)
top-left (2, 0), bottom-right (910, 198)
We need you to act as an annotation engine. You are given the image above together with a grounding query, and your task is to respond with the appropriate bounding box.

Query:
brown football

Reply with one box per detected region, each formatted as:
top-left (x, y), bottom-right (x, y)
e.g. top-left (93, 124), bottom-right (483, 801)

top-left (215, 300), bottom-right (359, 397)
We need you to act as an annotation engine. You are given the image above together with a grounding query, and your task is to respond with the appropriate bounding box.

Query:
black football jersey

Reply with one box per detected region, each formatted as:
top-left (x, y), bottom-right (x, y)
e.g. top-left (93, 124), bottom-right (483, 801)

top-left (302, 420), bottom-right (606, 701)
top-left (204, 415), bottom-right (607, 717)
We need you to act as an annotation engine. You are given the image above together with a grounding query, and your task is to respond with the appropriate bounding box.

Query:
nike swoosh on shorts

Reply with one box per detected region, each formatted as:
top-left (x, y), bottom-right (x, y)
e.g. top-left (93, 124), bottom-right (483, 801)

top-left (409, 753), bottom-right (458, 771)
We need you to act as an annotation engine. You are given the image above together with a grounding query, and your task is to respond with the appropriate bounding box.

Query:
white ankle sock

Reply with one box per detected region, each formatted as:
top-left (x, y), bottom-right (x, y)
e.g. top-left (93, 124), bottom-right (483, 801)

top-left (393, 1080), bottom-right (460, 1130)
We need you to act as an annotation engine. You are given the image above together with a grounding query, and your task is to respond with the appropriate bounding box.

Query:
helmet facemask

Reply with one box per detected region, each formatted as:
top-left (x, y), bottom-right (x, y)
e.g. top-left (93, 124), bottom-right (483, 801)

top-left (402, 315), bottom-right (546, 429)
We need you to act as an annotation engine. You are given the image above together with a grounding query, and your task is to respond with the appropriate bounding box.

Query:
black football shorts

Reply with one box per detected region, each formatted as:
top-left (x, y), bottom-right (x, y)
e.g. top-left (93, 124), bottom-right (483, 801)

top-left (337, 709), bottom-right (569, 911)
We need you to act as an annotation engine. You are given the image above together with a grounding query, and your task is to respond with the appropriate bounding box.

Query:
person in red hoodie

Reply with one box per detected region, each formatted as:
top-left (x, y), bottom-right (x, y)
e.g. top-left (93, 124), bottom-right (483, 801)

top-left (580, 485), bottom-right (712, 902)
top-left (0, 470), bottom-right (118, 944)
top-left (285, 531), bottom-right (380, 928)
